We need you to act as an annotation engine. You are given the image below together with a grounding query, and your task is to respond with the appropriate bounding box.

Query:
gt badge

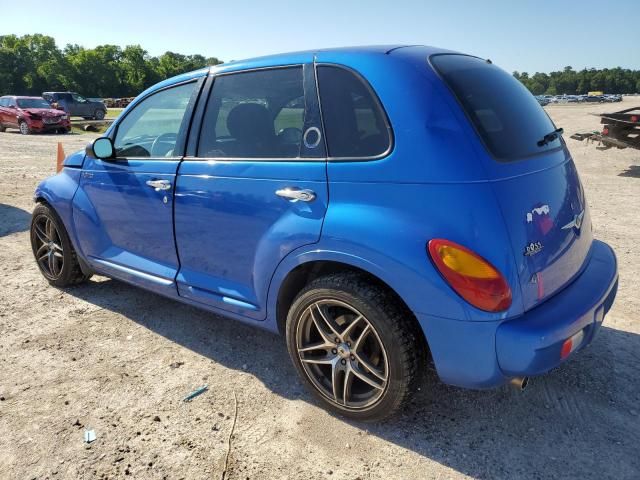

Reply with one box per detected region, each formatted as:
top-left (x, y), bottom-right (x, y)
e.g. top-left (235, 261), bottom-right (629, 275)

top-left (524, 241), bottom-right (543, 257)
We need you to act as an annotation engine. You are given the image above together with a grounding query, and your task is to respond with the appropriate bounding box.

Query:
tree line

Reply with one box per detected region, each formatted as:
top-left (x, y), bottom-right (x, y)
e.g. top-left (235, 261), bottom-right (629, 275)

top-left (513, 66), bottom-right (640, 96)
top-left (3, 35), bottom-right (639, 98)
top-left (0, 34), bottom-right (222, 98)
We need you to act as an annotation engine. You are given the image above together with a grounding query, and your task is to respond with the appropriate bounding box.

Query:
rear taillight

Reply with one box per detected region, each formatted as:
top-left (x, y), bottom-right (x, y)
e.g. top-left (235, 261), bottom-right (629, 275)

top-left (602, 127), bottom-right (609, 136)
top-left (428, 239), bottom-right (512, 312)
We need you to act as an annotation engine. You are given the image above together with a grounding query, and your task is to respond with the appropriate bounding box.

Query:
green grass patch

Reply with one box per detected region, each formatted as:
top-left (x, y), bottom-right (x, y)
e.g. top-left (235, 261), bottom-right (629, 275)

top-left (106, 108), bottom-right (124, 119)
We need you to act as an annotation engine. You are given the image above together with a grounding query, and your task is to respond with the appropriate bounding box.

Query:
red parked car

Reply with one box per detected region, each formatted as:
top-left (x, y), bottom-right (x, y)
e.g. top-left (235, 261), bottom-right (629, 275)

top-left (0, 96), bottom-right (71, 135)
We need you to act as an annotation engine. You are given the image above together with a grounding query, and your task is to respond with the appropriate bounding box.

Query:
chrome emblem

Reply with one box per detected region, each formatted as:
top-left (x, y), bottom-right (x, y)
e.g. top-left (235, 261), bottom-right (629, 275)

top-left (561, 210), bottom-right (585, 232)
top-left (524, 241), bottom-right (543, 257)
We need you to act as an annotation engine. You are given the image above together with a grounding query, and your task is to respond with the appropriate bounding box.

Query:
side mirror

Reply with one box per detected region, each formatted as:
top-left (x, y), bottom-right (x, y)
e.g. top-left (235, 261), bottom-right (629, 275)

top-left (88, 137), bottom-right (115, 159)
top-left (7, 105), bottom-right (16, 109)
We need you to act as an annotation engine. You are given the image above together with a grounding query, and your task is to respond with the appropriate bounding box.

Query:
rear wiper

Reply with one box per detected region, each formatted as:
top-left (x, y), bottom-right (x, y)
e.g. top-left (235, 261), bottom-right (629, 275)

top-left (537, 128), bottom-right (563, 147)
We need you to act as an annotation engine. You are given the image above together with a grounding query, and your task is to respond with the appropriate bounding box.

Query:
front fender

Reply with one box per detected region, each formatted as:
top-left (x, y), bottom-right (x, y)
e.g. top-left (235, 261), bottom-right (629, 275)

top-left (33, 167), bottom-right (83, 252)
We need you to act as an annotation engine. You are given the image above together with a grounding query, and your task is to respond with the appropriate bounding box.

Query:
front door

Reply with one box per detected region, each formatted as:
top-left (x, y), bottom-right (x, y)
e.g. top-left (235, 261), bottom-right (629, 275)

top-left (174, 64), bottom-right (328, 319)
top-left (73, 80), bottom-right (202, 296)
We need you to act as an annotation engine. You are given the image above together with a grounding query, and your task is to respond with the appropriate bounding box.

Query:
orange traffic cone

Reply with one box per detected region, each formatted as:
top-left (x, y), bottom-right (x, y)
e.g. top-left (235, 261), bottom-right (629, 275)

top-left (56, 142), bottom-right (65, 173)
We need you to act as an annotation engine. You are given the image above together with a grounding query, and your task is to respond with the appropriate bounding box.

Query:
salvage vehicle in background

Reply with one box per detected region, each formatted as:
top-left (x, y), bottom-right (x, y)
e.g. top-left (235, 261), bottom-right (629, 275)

top-left (0, 96), bottom-right (70, 134)
top-left (31, 46), bottom-right (618, 421)
top-left (571, 105), bottom-right (640, 150)
top-left (42, 91), bottom-right (107, 120)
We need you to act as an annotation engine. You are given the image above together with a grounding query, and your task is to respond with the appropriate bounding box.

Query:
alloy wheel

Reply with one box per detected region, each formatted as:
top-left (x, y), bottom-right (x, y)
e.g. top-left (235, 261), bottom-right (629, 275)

top-left (295, 299), bottom-right (389, 410)
top-left (32, 215), bottom-right (64, 279)
top-left (19, 122), bottom-right (29, 135)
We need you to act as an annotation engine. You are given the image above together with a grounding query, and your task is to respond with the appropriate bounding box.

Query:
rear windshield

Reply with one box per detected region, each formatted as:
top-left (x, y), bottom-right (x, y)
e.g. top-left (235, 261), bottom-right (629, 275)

top-left (431, 54), bottom-right (561, 161)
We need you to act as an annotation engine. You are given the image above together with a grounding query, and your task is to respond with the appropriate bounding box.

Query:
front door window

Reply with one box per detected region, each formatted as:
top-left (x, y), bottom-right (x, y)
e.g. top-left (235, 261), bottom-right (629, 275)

top-left (114, 82), bottom-right (197, 158)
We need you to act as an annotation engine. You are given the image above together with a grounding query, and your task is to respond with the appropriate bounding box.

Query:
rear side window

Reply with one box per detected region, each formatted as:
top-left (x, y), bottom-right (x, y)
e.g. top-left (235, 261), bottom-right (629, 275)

top-left (431, 54), bottom-right (561, 161)
top-left (316, 66), bottom-right (391, 158)
top-left (198, 67), bottom-right (305, 158)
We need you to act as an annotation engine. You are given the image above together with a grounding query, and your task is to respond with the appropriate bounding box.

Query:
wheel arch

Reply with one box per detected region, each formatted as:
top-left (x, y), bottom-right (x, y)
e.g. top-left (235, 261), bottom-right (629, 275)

top-left (271, 256), bottom-right (430, 361)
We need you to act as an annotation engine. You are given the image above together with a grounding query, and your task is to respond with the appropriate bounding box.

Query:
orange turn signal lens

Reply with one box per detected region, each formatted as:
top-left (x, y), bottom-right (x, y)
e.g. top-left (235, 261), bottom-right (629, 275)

top-left (428, 239), bottom-right (512, 312)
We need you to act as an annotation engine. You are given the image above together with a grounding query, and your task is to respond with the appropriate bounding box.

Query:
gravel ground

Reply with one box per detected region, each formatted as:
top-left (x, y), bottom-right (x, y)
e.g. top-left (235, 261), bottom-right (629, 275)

top-left (0, 100), bottom-right (639, 480)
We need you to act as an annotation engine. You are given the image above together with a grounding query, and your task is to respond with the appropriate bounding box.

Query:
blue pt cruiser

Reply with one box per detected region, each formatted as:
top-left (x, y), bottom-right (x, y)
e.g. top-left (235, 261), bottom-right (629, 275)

top-left (31, 46), bottom-right (618, 421)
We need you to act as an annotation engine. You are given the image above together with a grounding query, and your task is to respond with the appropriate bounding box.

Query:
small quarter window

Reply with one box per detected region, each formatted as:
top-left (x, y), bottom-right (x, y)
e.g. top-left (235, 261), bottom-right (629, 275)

top-left (199, 67), bottom-right (305, 158)
top-left (316, 66), bottom-right (391, 158)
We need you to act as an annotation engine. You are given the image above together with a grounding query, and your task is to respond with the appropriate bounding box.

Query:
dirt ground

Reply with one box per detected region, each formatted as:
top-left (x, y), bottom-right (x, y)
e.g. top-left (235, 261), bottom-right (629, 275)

top-left (1, 99), bottom-right (639, 480)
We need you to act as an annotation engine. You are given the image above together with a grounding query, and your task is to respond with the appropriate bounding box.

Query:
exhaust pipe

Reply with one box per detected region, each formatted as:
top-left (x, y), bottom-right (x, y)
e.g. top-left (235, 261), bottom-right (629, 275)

top-left (509, 377), bottom-right (529, 391)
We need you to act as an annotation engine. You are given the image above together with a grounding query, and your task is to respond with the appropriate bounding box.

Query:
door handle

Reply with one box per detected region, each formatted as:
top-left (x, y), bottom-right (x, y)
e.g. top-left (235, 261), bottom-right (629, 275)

top-left (146, 179), bottom-right (172, 191)
top-left (275, 187), bottom-right (316, 202)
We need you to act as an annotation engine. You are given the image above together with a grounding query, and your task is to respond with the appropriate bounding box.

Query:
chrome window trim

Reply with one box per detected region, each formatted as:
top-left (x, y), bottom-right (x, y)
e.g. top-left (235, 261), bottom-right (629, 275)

top-left (313, 62), bottom-right (395, 162)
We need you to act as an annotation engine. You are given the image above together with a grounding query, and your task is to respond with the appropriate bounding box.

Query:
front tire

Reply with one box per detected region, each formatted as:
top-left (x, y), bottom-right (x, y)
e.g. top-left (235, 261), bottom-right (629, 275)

top-left (30, 203), bottom-right (91, 287)
top-left (94, 109), bottom-right (105, 120)
top-left (286, 273), bottom-right (423, 422)
top-left (19, 121), bottom-right (30, 135)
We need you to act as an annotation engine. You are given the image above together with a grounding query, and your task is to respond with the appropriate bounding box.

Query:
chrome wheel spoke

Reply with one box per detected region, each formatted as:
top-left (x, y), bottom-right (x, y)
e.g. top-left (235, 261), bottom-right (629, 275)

top-left (340, 315), bottom-right (362, 341)
top-left (309, 306), bottom-right (339, 345)
top-left (351, 363), bottom-right (385, 390)
top-left (51, 242), bottom-right (63, 252)
top-left (354, 352), bottom-right (386, 382)
top-left (48, 252), bottom-right (56, 276)
top-left (36, 243), bottom-right (48, 258)
top-left (46, 219), bottom-right (55, 241)
top-left (34, 223), bottom-right (49, 243)
top-left (342, 368), bottom-right (354, 406)
top-left (331, 359), bottom-right (341, 402)
top-left (298, 341), bottom-right (332, 353)
top-left (300, 355), bottom-right (333, 365)
top-left (352, 324), bottom-right (371, 353)
top-left (313, 304), bottom-right (342, 341)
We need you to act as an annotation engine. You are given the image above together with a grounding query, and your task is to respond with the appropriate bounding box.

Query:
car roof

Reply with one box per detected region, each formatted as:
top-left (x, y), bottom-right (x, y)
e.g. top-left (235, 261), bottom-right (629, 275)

top-left (211, 45), bottom-right (454, 74)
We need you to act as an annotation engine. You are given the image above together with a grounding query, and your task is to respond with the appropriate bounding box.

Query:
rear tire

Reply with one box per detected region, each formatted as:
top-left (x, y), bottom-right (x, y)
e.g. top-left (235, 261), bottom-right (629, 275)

top-left (30, 203), bottom-right (91, 287)
top-left (0, 124), bottom-right (5, 132)
top-left (19, 121), bottom-right (30, 135)
top-left (286, 272), bottom-right (423, 422)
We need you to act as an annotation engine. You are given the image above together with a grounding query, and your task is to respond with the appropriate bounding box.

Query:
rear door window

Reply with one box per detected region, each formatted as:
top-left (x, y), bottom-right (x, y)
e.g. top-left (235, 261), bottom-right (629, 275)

top-left (198, 67), bottom-right (305, 158)
top-left (431, 54), bottom-right (561, 161)
top-left (316, 66), bottom-right (391, 158)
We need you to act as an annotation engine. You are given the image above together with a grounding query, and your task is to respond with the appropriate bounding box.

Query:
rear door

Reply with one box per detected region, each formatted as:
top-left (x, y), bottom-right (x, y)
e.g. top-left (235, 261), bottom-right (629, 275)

top-left (73, 79), bottom-right (202, 296)
top-left (431, 54), bottom-right (593, 311)
top-left (174, 63), bottom-right (328, 319)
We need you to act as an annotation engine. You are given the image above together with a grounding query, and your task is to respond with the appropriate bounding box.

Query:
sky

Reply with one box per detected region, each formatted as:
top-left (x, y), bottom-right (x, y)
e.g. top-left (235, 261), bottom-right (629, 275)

top-left (2, 0), bottom-right (639, 74)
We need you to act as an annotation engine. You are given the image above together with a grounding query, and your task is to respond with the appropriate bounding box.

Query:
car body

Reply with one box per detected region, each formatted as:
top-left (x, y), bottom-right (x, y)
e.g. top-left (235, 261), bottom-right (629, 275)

top-left (0, 96), bottom-right (70, 134)
top-left (42, 91), bottom-right (107, 120)
top-left (32, 45), bottom-right (618, 420)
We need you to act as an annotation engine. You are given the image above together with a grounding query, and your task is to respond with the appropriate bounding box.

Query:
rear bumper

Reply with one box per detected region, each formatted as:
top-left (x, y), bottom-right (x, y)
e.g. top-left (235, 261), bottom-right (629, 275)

top-left (417, 239), bottom-right (618, 388)
top-left (495, 239), bottom-right (617, 377)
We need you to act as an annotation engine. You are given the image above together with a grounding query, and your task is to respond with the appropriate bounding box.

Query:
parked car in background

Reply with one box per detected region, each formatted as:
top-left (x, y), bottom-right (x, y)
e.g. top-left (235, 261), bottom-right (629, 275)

top-left (42, 92), bottom-right (107, 120)
top-left (0, 96), bottom-right (70, 134)
top-left (31, 46), bottom-right (618, 421)
top-left (535, 95), bottom-right (549, 106)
